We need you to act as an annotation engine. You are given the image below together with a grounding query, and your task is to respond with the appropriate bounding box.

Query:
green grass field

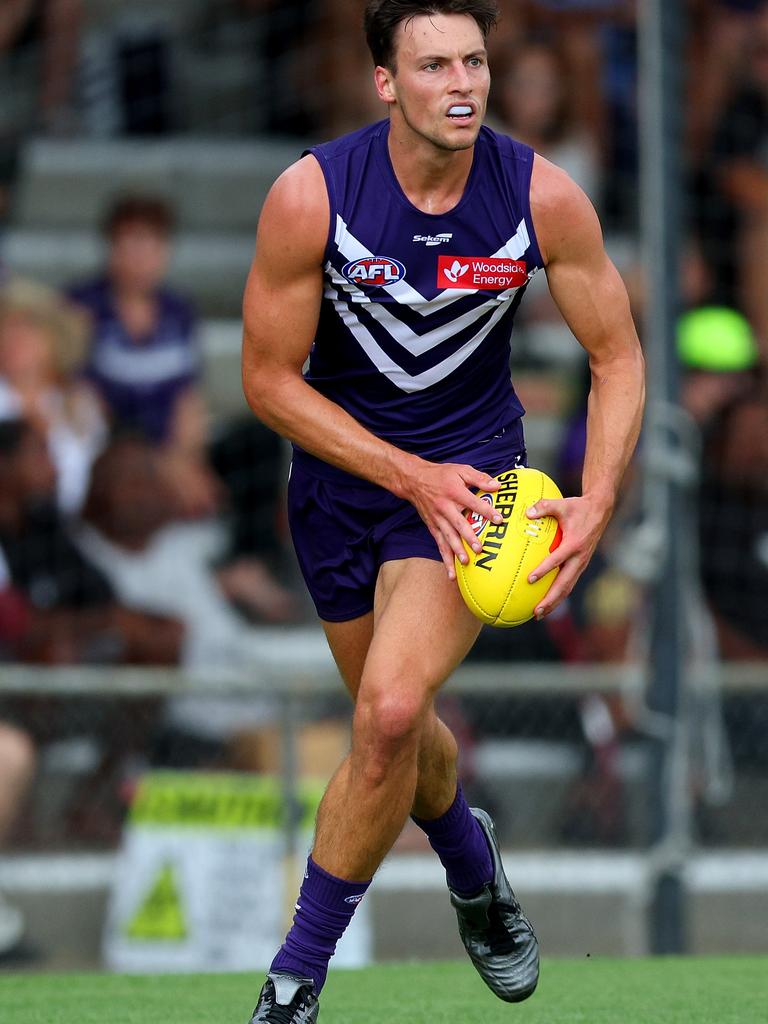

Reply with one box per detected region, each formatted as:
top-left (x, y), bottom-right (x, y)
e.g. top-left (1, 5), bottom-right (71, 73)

top-left (3, 959), bottom-right (766, 1023)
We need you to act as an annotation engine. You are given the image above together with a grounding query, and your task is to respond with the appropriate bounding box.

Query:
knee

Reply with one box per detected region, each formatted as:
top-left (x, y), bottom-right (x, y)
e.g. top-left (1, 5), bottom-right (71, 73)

top-left (351, 693), bottom-right (424, 790)
top-left (354, 685), bottom-right (427, 758)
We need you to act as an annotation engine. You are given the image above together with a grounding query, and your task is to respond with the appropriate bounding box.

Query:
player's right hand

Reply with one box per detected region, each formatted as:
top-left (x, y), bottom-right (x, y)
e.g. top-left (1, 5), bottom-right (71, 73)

top-left (402, 462), bottom-right (502, 580)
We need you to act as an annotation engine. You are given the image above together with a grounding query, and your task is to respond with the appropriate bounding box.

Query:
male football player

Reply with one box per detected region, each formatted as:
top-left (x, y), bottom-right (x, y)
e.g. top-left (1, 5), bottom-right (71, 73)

top-left (242, 2), bottom-right (644, 1019)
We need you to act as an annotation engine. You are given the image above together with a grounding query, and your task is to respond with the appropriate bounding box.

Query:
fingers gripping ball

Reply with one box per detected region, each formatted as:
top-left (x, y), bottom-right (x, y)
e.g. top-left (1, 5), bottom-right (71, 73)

top-left (456, 467), bottom-right (563, 627)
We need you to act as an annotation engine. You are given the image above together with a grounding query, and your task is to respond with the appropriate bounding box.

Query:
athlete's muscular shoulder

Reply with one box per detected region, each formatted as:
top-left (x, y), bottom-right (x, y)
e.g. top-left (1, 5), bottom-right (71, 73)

top-left (529, 153), bottom-right (604, 269)
top-left (527, 153), bottom-right (641, 374)
top-left (243, 155), bottom-right (329, 392)
top-left (253, 154), bottom-right (329, 280)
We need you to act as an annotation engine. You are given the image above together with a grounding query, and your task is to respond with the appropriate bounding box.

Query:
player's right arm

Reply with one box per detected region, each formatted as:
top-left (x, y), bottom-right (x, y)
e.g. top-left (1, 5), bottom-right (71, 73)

top-left (241, 156), bottom-right (500, 578)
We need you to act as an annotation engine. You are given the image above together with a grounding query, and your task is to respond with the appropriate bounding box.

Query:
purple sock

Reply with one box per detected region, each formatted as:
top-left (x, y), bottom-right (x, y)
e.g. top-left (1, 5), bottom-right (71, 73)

top-left (412, 784), bottom-right (493, 897)
top-left (270, 856), bottom-right (371, 995)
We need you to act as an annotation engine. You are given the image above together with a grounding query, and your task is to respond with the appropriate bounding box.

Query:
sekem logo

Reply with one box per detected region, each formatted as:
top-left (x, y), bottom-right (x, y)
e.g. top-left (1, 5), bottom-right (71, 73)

top-left (343, 257), bottom-right (406, 288)
top-left (413, 233), bottom-right (453, 247)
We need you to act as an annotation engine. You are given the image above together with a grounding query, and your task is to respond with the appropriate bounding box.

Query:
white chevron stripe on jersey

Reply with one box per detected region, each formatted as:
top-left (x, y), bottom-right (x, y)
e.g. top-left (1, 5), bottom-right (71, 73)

top-left (496, 218), bottom-right (531, 260)
top-left (326, 264), bottom-right (518, 357)
top-left (334, 291), bottom-right (513, 393)
top-left (332, 215), bottom-right (534, 314)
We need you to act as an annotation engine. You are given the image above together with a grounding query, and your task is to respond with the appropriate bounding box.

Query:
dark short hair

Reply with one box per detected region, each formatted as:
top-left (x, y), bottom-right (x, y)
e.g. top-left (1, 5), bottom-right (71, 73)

top-left (102, 195), bottom-right (176, 239)
top-left (364, 0), bottom-right (499, 70)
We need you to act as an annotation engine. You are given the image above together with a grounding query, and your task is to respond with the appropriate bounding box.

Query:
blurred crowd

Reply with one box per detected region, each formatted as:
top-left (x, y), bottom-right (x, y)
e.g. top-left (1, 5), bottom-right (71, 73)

top-left (1, 0), bottom-right (768, 959)
top-left (0, 194), bottom-right (308, 953)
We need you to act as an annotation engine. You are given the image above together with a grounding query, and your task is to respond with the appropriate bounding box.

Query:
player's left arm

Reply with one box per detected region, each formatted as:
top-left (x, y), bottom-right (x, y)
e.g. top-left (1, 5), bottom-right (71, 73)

top-left (526, 155), bottom-right (646, 618)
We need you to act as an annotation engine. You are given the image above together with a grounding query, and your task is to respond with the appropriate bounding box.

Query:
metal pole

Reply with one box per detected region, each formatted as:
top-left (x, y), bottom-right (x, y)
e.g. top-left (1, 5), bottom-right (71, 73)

top-left (638, 0), bottom-right (688, 953)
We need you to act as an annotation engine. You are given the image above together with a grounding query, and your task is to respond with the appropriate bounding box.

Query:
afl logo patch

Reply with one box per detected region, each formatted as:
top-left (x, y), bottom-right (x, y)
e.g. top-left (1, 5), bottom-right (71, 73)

top-left (342, 257), bottom-right (406, 287)
top-left (466, 494), bottom-right (495, 538)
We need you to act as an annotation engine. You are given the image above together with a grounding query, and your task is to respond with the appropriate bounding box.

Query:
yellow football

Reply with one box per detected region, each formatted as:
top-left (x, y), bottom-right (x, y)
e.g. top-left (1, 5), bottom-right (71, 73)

top-left (456, 467), bottom-right (563, 627)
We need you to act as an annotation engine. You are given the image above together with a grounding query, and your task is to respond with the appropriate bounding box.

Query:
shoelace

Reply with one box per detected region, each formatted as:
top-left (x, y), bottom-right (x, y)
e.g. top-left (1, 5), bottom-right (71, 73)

top-left (463, 898), bottom-right (522, 956)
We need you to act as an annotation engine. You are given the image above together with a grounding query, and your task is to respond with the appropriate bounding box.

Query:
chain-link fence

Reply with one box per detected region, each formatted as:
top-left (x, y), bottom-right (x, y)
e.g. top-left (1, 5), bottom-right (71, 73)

top-left (1, 653), bottom-right (765, 853)
top-left (0, 654), bottom-right (766, 966)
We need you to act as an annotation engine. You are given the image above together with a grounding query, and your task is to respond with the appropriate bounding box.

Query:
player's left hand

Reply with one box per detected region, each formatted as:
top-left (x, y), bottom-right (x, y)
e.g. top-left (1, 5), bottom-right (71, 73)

top-left (525, 495), bottom-right (611, 619)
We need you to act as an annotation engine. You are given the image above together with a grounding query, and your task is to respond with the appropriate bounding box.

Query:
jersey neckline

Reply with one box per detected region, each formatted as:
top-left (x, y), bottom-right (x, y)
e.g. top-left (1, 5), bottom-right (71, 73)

top-left (373, 119), bottom-right (482, 221)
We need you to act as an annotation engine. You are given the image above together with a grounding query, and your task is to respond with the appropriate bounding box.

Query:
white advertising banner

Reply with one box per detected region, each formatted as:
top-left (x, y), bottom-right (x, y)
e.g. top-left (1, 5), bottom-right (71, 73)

top-left (103, 772), bottom-right (371, 973)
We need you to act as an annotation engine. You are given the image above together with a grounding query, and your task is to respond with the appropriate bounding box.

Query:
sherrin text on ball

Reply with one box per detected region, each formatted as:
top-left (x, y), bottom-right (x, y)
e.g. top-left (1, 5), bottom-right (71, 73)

top-left (456, 467), bottom-right (563, 627)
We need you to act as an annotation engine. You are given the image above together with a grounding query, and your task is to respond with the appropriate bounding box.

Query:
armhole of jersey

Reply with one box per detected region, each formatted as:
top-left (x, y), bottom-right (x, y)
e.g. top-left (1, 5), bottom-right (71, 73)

top-left (302, 147), bottom-right (337, 266)
top-left (520, 144), bottom-right (545, 272)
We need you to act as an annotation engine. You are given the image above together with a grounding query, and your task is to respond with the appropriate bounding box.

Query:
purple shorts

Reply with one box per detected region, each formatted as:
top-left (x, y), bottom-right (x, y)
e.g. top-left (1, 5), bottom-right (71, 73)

top-left (287, 422), bottom-right (527, 622)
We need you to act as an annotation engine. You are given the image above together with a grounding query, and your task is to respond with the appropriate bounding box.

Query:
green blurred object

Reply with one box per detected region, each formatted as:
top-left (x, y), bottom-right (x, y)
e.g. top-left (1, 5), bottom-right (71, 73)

top-left (677, 306), bottom-right (759, 372)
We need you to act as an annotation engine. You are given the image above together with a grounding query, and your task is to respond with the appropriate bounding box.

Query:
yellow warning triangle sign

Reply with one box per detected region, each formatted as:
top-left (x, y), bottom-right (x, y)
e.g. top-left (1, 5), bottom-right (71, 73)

top-left (125, 862), bottom-right (187, 941)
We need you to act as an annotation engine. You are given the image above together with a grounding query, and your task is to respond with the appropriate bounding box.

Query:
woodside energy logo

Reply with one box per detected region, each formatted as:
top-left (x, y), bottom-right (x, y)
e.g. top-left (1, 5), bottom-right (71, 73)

top-left (438, 256), bottom-right (528, 291)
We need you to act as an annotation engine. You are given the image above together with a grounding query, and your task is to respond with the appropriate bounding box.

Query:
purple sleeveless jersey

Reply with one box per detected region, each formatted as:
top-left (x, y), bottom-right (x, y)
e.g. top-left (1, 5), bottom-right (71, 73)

top-left (287, 121), bottom-right (543, 621)
top-left (296, 119), bottom-right (543, 476)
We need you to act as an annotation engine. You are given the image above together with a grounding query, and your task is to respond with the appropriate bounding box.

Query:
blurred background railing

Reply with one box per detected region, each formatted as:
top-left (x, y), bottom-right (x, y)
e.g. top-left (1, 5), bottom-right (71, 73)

top-left (1, 0), bottom-right (767, 970)
top-left (1, 656), bottom-right (767, 968)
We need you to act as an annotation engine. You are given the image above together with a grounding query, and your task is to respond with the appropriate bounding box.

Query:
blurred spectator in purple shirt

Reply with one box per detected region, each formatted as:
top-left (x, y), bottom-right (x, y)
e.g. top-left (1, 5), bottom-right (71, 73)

top-left (68, 195), bottom-right (221, 522)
